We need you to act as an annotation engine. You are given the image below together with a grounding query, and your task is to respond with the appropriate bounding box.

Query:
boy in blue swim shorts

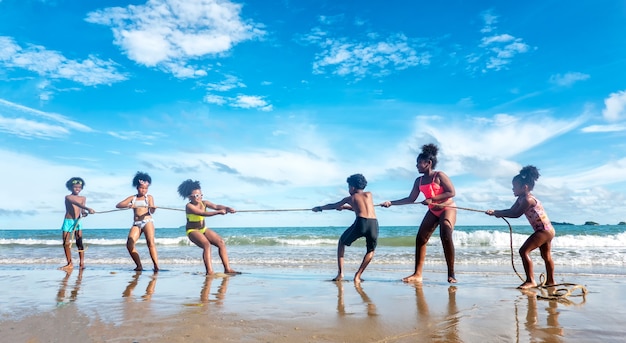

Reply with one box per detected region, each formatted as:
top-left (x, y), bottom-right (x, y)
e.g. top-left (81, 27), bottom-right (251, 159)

top-left (313, 174), bottom-right (379, 284)
top-left (61, 177), bottom-right (94, 270)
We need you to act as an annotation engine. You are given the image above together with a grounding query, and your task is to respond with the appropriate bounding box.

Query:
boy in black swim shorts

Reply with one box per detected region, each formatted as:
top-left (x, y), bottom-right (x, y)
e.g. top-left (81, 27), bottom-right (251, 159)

top-left (313, 174), bottom-right (379, 283)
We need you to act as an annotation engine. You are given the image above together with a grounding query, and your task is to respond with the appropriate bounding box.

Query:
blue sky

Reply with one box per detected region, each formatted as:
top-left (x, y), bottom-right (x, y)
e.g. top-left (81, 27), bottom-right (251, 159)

top-left (2, 0), bottom-right (626, 229)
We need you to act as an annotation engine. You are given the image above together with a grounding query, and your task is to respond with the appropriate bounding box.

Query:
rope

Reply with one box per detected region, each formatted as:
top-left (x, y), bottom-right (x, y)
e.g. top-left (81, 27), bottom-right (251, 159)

top-left (94, 208), bottom-right (129, 214)
top-left (237, 208), bottom-right (312, 213)
top-left (502, 217), bottom-right (525, 282)
top-left (155, 206), bottom-right (185, 212)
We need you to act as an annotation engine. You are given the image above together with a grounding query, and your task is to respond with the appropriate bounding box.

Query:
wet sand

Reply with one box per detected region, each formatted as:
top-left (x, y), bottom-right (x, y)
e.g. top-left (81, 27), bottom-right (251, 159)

top-left (0, 265), bottom-right (621, 342)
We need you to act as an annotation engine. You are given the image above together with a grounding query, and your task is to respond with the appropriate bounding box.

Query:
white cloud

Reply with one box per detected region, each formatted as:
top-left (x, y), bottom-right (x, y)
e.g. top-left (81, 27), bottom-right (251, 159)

top-left (0, 116), bottom-right (70, 139)
top-left (401, 112), bottom-right (583, 179)
top-left (86, 0), bottom-right (265, 78)
top-left (206, 75), bottom-right (245, 91)
top-left (549, 72), bottom-right (590, 87)
top-left (581, 124), bottom-right (626, 133)
top-left (602, 90), bottom-right (626, 122)
top-left (480, 10), bottom-right (498, 33)
top-left (0, 36), bottom-right (127, 87)
top-left (302, 26), bottom-right (430, 80)
top-left (232, 95), bottom-right (272, 111)
top-left (468, 12), bottom-right (532, 72)
top-left (204, 94), bottom-right (227, 105)
top-left (0, 98), bottom-right (93, 139)
top-left (203, 93), bottom-right (272, 111)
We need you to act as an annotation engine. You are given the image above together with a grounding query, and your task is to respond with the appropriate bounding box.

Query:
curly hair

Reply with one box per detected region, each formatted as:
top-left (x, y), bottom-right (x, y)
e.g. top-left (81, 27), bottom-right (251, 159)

top-left (346, 174), bottom-right (367, 190)
top-left (132, 171), bottom-right (152, 188)
top-left (177, 179), bottom-right (201, 198)
top-left (65, 177), bottom-right (85, 191)
top-left (513, 165), bottom-right (540, 190)
top-left (417, 143), bottom-right (439, 168)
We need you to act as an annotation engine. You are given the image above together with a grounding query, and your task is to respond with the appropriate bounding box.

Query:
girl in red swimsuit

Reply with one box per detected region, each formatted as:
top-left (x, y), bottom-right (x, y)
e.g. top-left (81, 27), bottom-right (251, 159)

top-left (486, 165), bottom-right (556, 289)
top-left (382, 143), bottom-right (457, 283)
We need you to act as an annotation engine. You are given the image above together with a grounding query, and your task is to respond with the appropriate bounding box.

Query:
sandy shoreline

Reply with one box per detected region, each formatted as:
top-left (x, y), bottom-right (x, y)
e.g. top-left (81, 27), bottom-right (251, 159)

top-left (0, 264), bottom-right (622, 342)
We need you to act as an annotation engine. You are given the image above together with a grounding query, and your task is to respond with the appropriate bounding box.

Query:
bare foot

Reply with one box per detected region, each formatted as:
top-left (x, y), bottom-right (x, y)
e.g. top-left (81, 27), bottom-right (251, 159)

top-left (224, 269), bottom-right (241, 275)
top-left (517, 281), bottom-right (537, 289)
top-left (332, 273), bottom-right (344, 282)
top-left (402, 274), bottom-right (422, 283)
top-left (59, 263), bottom-right (74, 271)
top-left (448, 275), bottom-right (457, 284)
top-left (153, 265), bottom-right (160, 273)
top-left (134, 266), bottom-right (143, 271)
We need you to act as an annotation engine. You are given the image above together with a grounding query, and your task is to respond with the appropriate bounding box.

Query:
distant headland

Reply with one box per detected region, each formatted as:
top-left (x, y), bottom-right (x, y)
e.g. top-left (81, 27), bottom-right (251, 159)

top-left (551, 221), bottom-right (626, 226)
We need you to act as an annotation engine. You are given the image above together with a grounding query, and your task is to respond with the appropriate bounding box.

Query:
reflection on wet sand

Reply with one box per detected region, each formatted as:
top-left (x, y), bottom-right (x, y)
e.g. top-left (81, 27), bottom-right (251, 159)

top-left (518, 288), bottom-right (565, 342)
top-left (335, 281), bottom-right (377, 317)
top-left (122, 271), bottom-right (158, 301)
top-left (56, 268), bottom-right (83, 306)
top-left (414, 284), bottom-right (461, 342)
top-left (200, 275), bottom-right (229, 305)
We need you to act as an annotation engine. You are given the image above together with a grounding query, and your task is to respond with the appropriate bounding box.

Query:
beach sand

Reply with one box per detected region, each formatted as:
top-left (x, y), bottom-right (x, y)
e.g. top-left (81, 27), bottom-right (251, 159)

top-left (0, 264), bottom-right (622, 343)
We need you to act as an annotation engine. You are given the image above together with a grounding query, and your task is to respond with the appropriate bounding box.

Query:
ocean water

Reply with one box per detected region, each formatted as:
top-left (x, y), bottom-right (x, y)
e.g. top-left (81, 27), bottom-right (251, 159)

top-left (1, 224), bottom-right (625, 275)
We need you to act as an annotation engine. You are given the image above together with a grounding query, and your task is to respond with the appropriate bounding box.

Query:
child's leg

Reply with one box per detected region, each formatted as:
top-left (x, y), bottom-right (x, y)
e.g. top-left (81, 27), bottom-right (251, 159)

top-left (403, 212), bottom-right (438, 283)
top-left (127, 226), bottom-right (143, 271)
top-left (333, 242), bottom-right (346, 281)
top-left (61, 231), bottom-right (73, 269)
top-left (75, 230), bottom-right (85, 269)
top-left (439, 209), bottom-right (457, 283)
top-left (188, 231), bottom-right (213, 275)
top-left (143, 222), bottom-right (159, 271)
top-left (518, 230), bottom-right (554, 288)
top-left (354, 250), bottom-right (374, 283)
top-left (539, 238), bottom-right (555, 285)
top-left (204, 229), bottom-right (238, 274)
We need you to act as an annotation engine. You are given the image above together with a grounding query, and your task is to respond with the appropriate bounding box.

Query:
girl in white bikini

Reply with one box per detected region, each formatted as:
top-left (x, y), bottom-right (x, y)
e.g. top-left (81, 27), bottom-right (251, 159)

top-left (116, 171), bottom-right (159, 271)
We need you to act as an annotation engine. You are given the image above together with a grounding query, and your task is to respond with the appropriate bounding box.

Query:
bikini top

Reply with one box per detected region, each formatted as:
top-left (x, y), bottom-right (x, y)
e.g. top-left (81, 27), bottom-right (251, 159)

top-left (131, 195), bottom-right (149, 208)
top-left (186, 202), bottom-right (205, 223)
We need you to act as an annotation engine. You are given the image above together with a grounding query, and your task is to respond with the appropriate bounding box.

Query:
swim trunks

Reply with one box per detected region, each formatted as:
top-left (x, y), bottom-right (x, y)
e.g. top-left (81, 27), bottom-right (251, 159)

top-left (418, 172), bottom-right (455, 217)
top-left (61, 218), bottom-right (81, 233)
top-left (339, 217), bottom-right (379, 252)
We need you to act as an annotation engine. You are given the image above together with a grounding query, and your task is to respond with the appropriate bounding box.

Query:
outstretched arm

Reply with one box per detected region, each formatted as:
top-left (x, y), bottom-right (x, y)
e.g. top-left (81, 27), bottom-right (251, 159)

top-left (486, 196), bottom-right (531, 218)
top-left (380, 178), bottom-right (421, 207)
top-left (203, 200), bottom-right (236, 213)
top-left (312, 197), bottom-right (350, 212)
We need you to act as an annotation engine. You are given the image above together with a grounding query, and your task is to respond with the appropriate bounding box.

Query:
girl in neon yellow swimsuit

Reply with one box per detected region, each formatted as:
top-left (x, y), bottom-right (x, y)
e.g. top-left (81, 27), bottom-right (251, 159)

top-left (486, 165), bottom-right (556, 289)
top-left (177, 179), bottom-right (240, 275)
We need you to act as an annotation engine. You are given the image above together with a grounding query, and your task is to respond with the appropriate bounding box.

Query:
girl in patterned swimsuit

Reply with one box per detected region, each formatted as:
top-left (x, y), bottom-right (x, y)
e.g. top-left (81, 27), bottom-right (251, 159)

top-left (116, 171), bottom-right (159, 271)
top-left (177, 179), bottom-right (240, 276)
top-left (486, 165), bottom-right (556, 289)
top-left (381, 143), bottom-right (458, 284)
